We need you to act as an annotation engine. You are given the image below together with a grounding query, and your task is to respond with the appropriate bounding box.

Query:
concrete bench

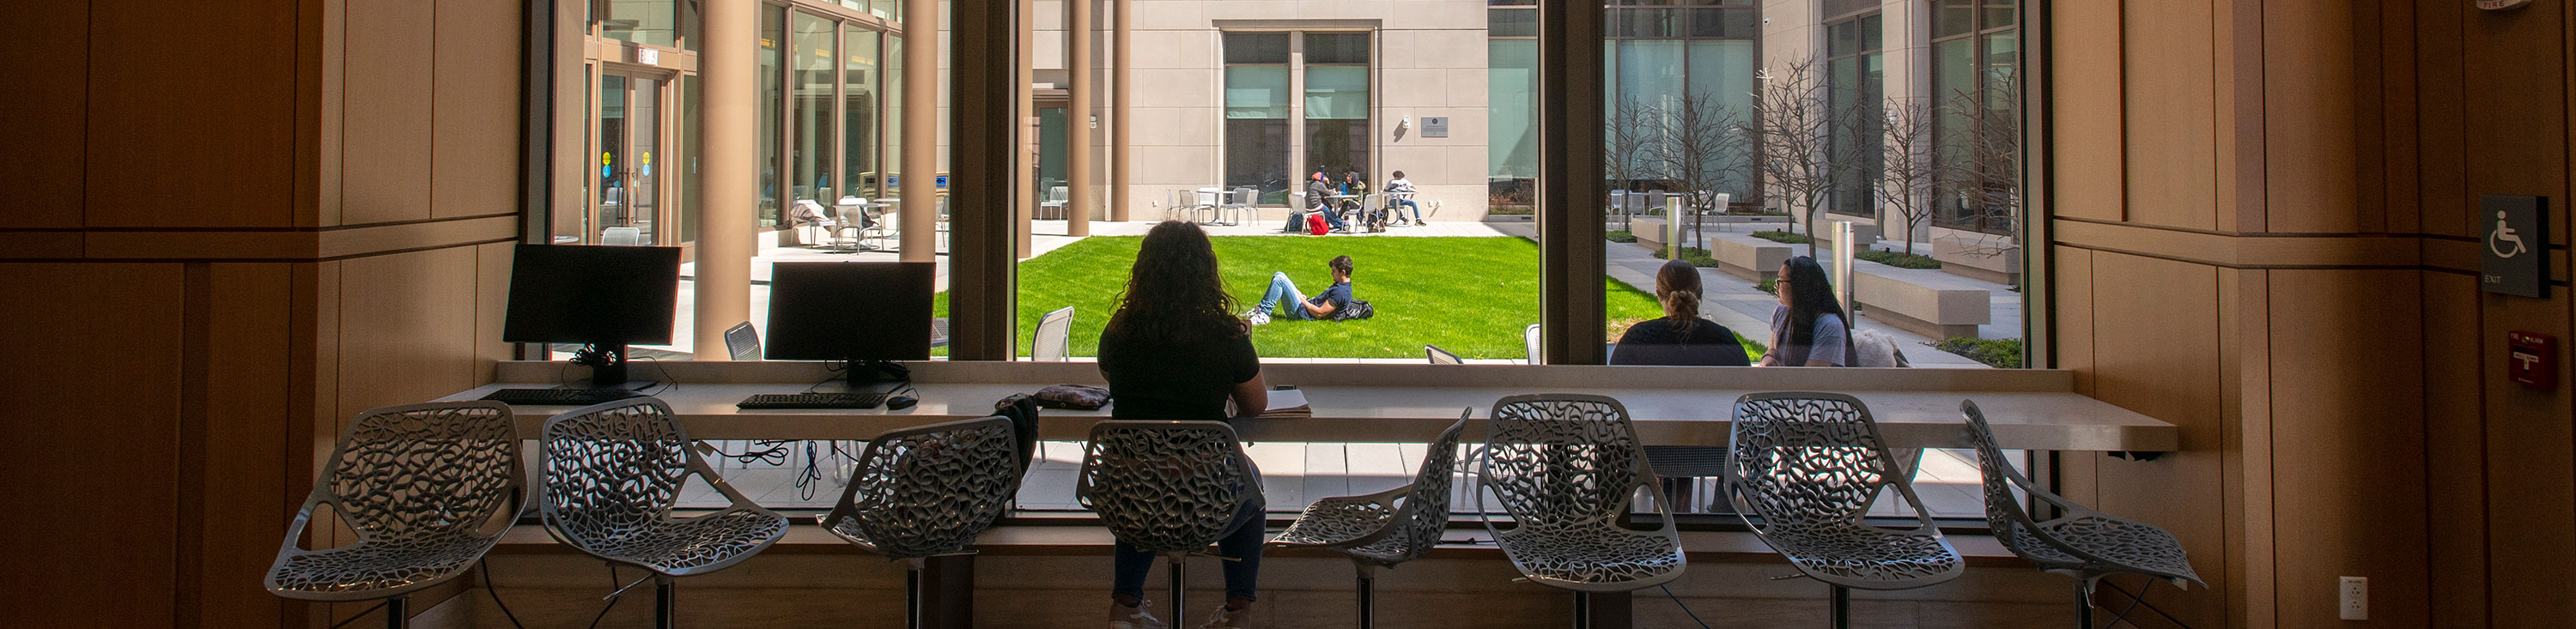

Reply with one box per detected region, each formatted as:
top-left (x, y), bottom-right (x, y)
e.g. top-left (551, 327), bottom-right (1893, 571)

top-left (1630, 220), bottom-right (1795, 281)
top-left (1852, 260), bottom-right (1994, 340)
top-left (1933, 230), bottom-right (2023, 284)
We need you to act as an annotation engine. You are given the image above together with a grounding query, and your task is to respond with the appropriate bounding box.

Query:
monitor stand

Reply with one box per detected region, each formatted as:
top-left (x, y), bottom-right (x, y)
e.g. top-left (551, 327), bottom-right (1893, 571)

top-left (829, 359), bottom-right (910, 392)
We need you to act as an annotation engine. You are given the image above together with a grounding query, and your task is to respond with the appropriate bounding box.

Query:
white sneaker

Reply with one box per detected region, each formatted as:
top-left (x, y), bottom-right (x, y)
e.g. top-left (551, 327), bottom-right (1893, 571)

top-left (1111, 600), bottom-right (1168, 629)
top-left (1242, 309), bottom-right (1272, 326)
top-left (1199, 605), bottom-right (1253, 629)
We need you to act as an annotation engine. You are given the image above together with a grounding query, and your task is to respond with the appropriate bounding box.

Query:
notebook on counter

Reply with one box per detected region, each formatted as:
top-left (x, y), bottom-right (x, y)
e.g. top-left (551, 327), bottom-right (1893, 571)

top-left (1258, 386), bottom-right (1310, 419)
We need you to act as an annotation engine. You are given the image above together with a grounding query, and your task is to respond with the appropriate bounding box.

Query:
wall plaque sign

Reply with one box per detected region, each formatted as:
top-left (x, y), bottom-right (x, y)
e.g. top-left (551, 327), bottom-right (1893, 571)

top-left (2480, 195), bottom-right (2549, 298)
top-left (1420, 117), bottom-right (1449, 138)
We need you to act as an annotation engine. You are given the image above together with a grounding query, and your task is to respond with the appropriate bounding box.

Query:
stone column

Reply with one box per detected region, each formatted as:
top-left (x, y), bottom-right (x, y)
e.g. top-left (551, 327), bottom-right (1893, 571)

top-left (898, 0), bottom-right (938, 261)
top-left (694, 0), bottom-right (756, 359)
top-left (1066, 0), bottom-right (1094, 236)
top-left (1109, 0), bottom-right (1131, 221)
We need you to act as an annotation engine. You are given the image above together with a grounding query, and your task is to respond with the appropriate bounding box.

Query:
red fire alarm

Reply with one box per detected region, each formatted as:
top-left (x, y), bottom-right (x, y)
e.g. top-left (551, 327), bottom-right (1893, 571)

top-left (2508, 330), bottom-right (2556, 390)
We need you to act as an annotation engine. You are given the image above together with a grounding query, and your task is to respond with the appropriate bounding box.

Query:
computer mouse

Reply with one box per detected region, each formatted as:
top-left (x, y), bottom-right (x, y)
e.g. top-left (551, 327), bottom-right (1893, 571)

top-left (885, 396), bottom-right (919, 410)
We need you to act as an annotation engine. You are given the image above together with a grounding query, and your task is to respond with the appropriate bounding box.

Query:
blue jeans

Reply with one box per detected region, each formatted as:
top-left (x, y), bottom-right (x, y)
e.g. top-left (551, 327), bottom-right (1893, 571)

top-left (1111, 494), bottom-right (1267, 603)
top-left (1390, 198), bottom-right (1421, 221)
top-left (1255, 272), bottom-right (1311, 320)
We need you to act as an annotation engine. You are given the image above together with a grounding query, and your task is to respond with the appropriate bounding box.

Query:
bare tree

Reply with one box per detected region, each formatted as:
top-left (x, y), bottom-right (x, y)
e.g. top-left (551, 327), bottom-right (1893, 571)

top-left (1643, 93), bottom-right (1752, 251)
top-left (1874, 96), bottom-right (1939, 256)
top-left (1751, 57), bottom-right (1835, 256)
top-left (1605, 95), bottom-right (1659, 233)
top-left (1933, 74), bottom-right (2023, 259)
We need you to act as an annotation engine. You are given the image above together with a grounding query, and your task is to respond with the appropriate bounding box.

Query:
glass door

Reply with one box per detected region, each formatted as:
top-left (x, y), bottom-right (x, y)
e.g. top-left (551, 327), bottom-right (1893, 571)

top-left (592, 73), bottom-right (669, 244)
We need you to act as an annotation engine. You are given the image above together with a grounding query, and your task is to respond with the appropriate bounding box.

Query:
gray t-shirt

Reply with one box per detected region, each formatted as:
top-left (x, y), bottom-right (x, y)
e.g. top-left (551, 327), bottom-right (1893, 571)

top-left (1767, 305), bottom-right (1849, 366)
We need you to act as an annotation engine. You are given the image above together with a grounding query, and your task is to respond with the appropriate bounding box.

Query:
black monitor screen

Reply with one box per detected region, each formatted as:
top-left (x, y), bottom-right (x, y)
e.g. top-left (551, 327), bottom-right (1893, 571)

top-left (501, 244), bottom-right (681, 347)
top-left (765, 262), bottom-right (935, 362)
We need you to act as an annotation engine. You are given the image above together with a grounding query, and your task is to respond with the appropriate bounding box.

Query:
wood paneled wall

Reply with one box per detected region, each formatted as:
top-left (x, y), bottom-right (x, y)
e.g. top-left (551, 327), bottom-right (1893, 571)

top-left (2047, 1), bottom-right (2573, 626)
top-left (0, 0), bottom-right (523, 626)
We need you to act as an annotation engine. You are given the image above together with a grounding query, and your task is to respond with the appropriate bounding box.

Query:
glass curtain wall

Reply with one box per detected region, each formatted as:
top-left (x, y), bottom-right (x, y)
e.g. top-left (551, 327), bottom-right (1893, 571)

top-left (791, 12), bottom-right (835, 208)
top-left (1303, 33), bottom-right (1371, 190)
top-left (1930, 0), bottom-right (2018, 234)
top-left (844, 26), bottom-right (880, 201)
top-left (760, 6), bottom-right (786, 226)
top-left (1825, 8), bottom-right (1885, 217)
top-left (884, 34), bottom-right (904, 200)
top-left (1224, 33), bottom-right (1291, 204)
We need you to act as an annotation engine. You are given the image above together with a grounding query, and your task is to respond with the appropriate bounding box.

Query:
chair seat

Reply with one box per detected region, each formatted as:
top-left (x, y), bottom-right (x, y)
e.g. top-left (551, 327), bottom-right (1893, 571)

top-left (268, 531), bottom-right (501, 599)
top-left (2020, 516), bottom-right (2202, 584)
top-left (1761, 523), bottom-right (1963, 588)
top-left (1495, 524), bottom-right (1686, 590)
top-left (575, 509), bottom-right (788, 575)
top-left (1273, 495), bottom-right (1394, 548)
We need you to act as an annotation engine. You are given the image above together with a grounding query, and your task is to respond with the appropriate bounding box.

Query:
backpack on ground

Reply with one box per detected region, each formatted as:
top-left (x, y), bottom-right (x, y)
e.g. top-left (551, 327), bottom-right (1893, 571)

top-left (1307, 212), bottom-right (1329, 235)
top-left (1333, 299), bottom-right (1375, 320)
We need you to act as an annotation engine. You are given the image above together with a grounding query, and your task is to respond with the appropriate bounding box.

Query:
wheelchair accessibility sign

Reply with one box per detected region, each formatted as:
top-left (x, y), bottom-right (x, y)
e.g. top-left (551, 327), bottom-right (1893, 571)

top-left (2482, 195), bottom-right (2549, 298)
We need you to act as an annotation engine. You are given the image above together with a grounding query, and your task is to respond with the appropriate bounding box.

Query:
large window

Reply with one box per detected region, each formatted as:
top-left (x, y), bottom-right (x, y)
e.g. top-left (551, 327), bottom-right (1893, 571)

top-left (1223, 33), bottom-right (1292, 204)
top-left (790, 12), bottom-right (835, 208)
top-left (842, 25), bottom-right (880, 200)
top-left (1825, 9), bottom-right (1884, 218)
top-left (1303, 33), bottom-right (1371, 191)
top-left (759, 5), bottom-right (785, 227)
top-left (1931, 0), bottom-right (2019, 234)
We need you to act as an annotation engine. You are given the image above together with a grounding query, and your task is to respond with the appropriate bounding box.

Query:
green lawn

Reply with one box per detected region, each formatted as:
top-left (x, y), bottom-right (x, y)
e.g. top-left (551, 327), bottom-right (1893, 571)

top-left (942, 235), bottom-right (1759, 360)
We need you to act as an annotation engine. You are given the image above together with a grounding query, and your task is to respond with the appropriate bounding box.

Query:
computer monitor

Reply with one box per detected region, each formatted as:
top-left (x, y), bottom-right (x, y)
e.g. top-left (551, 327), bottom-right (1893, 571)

top-left (501, 244), bottom-right (681, 388)
top-left (764, 262), bottom-right (935, 388)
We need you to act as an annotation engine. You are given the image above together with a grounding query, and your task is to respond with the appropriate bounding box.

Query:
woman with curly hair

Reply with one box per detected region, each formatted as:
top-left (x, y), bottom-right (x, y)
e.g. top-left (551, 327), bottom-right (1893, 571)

top-left (1096, 221), bottom-right (1268, 628)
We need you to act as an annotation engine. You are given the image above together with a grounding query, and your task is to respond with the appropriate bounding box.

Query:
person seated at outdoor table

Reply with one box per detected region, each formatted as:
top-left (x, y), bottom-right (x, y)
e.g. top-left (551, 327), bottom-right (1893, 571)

top-left (1759, 256), bottom-right (1854, 366)
top-left (1289, 176), bottom-right (1349, 233)
top-left (1241, 255), bottom-right (1354, 326)
top-left (1334, 171), bottom-right (1370, 215)
top-left (1382, 170), bottom-right (1425, 227)
top-left (1613, 259), bottom-right (1749, 366)
top-left (1095, 221), bottom-right (1270, 629)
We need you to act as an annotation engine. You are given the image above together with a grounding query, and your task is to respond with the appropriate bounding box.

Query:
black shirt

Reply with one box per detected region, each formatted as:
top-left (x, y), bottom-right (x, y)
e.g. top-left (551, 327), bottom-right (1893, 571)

top-left (1097, 324), bottom-right (1262, 421)
top-left (1613, 317), bottom-right (1750, 366)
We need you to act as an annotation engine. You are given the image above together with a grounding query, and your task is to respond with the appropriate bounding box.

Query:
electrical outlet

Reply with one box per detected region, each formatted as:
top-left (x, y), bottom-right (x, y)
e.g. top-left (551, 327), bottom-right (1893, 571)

top-left (2339, 576), bottom-right (2368, 620)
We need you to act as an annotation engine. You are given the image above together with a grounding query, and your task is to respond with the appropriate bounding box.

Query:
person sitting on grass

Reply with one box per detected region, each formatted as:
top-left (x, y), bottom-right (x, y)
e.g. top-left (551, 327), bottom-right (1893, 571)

top-left (1242, 255), bottom-right (1354, 325)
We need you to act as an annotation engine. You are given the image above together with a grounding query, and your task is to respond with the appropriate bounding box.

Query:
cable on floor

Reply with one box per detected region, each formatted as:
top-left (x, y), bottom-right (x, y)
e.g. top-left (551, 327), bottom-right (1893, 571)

top-left (324, 602), bottom-right (389, 629)
top-left (1658, 584), bottom-right (1713, 629)
top-left (587, 565), bottom-right (625, 629)
top-left (477, 558), bottom-right (526, 628)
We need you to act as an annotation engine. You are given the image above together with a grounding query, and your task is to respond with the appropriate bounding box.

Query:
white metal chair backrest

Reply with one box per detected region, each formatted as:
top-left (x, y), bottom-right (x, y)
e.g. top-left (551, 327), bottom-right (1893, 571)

top-left (1197, 189), bottom-right (1222, 207)
top-left (1523, 324), bottom-right (1542, 365)
top-left (1048, 186), bottom-right (1069, 203)
top-left (1032, 306), bottom-right (1075, 362)
top-left (1425, 344), bottom-right (1462, 365)
top-left (602, 227), bottom-right (643, 245)
top-left (1231, 188), bottom-right (1255, 206)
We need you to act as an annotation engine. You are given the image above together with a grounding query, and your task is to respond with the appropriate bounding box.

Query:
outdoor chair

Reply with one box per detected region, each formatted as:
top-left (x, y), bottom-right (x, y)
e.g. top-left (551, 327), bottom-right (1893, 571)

top-left (817, 416), bottom-right (1024, 628)
top-left (1472, 394), bottom-right (1686, 628)
top-left (603, 227), bottom-right (644, 245)
top-left (1962, 400), bottom-right (2202, 627)
top-left (1523, 324), bottom-right (1542, 365)
top-left (1077, 420), bottom-right (1263, 626)
top-left (1727, 392), bottom-right (1964, 629)
top-left (264, 401), bottom-right (521, 629)
top-left (1424, 344), bottom-right (1461, 365)
top-left (1032, 305), bottom-right (1075, 361)
top-left (1039, 186), bottom-right (1069, 221)
top-left (722, 321), bottom-right (762, 361)
top-left (538, 397), bottom-right (789, 629)
top-left (1273, 414), bottom-right (1471, 629)
top-left (1220, 187), bottom-right (1256, 226)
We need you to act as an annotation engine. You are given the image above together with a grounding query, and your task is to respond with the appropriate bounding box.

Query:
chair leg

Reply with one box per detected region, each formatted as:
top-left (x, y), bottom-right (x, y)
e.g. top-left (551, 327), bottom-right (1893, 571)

top-left (2075, 581), bottom-right (2093, 628)
top-left (1571, 591), bottom-right (1589, 629)
top-left (1167, 554), bottom-right (1188, 627)
top-left (654, 575), bottom-right (676, 629)
top-left (1356, 570), bottom-right (1376, 629)
top-left (383, 595), bottom-right (406, 629)
top-left (906, 567), bottom-right (922, 629)
top-left (1830, 585), bottom-right (1850, 629)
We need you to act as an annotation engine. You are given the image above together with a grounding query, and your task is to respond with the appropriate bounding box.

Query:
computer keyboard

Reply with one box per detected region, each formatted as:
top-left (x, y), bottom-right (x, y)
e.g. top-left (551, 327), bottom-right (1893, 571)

top-left (737, 392), bottom-right (889, 409)
top-left (481, 387), bottom-right (645, 406)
